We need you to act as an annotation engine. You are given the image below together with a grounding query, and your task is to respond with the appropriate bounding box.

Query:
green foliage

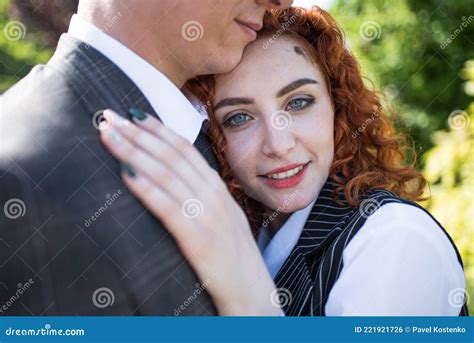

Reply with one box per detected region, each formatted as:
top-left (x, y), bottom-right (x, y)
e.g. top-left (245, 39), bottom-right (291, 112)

top-left (423, 60), bottom-right (474, 311)
top-left (331, 0), bottom-right (473, 314)
top-left (0, 0), bottom-right (51, 93)
top-left (331, 0), bottom-right (473, 153)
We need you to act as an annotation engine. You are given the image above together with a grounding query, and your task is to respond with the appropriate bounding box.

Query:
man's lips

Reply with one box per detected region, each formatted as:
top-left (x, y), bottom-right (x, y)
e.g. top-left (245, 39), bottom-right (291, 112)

top-left (235, 19), bottom-right (262, 40)
top-left (235, 19), bottom-right (263, 32)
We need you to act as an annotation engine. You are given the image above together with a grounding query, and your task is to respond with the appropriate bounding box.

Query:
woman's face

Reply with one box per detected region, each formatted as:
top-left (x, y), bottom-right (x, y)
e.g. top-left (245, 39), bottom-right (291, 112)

top-left (213, 35), bottom-right (335, 212)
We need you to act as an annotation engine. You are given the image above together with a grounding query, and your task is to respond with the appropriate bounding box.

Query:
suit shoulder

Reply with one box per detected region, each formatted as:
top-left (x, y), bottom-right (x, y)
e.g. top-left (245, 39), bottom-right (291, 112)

top-left (0, 63), bottom-right (91, 170)
top-left (2, 63), bottom-right (75, 110)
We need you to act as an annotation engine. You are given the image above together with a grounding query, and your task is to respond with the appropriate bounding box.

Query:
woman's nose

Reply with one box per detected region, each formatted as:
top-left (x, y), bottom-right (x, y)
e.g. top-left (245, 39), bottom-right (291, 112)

top-left (261, 111), bottom-right (296, 158)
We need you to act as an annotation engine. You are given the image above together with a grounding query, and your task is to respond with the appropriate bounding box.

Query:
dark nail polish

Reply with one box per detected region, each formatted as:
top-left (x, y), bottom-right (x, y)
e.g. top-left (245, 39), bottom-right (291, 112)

top-left (107, 130), bottom-right (121, 144)
top-left (120, 162), bottom-right (137, 178)
top-left (128, 108), bottom-right (148, 121)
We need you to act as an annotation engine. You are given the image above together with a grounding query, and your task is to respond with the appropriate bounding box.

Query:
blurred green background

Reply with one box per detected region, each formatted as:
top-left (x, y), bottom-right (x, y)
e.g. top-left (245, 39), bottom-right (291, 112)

top-left (0, 0), bottom-right (472, 313)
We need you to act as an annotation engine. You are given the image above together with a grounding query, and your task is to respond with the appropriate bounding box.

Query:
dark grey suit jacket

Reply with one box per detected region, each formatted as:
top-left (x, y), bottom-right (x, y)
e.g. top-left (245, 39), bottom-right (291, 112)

top-left (0, 34), bottom-right (217, 315)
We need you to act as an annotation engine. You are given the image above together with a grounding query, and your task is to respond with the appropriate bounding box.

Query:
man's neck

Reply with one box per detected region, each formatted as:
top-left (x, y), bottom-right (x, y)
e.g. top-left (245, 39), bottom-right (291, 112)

top-left (76, 12), bottom-right (190, 87)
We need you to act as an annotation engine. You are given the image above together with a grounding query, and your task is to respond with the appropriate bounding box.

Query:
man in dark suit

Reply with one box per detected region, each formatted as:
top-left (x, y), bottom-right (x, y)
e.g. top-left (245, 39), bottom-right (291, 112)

top-left (0, 0), bottom-right (291, 315)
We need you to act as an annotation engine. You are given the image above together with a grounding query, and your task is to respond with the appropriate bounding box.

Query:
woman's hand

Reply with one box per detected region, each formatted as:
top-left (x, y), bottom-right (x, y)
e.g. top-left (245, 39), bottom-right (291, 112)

top-left (99, 109), bottom-right (281, 316)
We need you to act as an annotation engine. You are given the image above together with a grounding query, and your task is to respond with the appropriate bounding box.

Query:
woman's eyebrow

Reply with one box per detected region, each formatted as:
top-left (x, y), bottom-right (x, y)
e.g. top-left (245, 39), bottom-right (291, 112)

top-left (276, 78), bottom-right (319, 98)
top-left (213, 78), bottom-right (318, 110)
top-left (213, 97), bottom-right (254, 111)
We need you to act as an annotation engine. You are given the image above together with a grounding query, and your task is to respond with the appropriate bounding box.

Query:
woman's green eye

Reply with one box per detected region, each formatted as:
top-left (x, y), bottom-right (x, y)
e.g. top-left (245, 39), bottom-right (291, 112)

top-left (223, 113), bottom-right (251, 127)
top-left (286, 97), bottom-right (315, 111)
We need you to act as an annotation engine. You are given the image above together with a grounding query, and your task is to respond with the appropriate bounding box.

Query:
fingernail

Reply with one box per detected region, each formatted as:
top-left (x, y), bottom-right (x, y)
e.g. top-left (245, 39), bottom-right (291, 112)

top-left (107, 129), bottom-right (122, 144)
top-left (128, 108), bottom-right (148, 121)
top-left (120, 162), bottom-right (137, 178)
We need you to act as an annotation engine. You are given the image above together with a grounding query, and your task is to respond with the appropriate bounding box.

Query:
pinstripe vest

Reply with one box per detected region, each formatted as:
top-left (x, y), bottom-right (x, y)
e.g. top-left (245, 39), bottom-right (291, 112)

top-left (274, 179), bottom-right (469, 316)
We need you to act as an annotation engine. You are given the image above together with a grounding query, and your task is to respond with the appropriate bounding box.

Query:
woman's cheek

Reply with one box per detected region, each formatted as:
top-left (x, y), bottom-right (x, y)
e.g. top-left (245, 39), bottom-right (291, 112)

top-left (292, 115), bottom-right (323, 144)
top-left (224, 131), bottom-right (256, 182)
top-left (313, 115), bottom-right (335, 171)
top-left (295, 111), bottom-right (334, 163)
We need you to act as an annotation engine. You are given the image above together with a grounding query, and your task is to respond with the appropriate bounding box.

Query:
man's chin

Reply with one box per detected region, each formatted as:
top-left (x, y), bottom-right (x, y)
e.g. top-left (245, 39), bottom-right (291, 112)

top-left (205, 50), bottom-right (244, 75)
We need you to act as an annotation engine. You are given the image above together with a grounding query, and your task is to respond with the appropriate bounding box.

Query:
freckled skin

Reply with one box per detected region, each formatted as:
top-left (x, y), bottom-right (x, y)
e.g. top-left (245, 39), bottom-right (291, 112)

top-left (213, 35), bottom-right (335, 213)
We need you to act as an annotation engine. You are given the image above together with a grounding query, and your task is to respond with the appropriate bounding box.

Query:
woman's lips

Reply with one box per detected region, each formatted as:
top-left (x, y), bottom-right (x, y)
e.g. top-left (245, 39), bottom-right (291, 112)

top-left (260, 162), bottom-right (310, 189)
top-left (262, 162), bottom-right (307, 176)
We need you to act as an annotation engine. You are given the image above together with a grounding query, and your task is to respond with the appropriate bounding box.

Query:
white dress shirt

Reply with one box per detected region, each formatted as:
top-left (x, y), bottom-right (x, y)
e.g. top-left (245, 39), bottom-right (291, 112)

top-left (67, 14), bottom-right (207, 144)
top-left (258, 202), bottom-right (466, 316)
top-left (257, 200), bottom-right (316, 279)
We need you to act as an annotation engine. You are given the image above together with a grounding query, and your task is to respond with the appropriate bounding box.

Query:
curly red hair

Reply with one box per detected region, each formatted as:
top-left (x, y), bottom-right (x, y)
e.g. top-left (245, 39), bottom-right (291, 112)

top-left (186, 7), bottom-right (426, 232)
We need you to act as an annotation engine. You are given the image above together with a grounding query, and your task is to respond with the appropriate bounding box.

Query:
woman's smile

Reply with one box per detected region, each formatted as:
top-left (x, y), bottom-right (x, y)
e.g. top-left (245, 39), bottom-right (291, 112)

top-left (259, 161), bottom-right (311, 189)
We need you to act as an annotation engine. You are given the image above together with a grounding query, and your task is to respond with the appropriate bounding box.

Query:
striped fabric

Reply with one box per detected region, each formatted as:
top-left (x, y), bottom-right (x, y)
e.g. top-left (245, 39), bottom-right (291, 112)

top-left (273, 179), bottom-right (469, 316)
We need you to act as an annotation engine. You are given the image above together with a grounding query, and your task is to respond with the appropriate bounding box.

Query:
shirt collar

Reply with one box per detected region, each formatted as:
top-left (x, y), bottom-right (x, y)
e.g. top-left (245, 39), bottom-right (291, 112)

top-left (257, 199), bottom-right (316, 278)
top-left (67, 14), bottom-right (207, 144)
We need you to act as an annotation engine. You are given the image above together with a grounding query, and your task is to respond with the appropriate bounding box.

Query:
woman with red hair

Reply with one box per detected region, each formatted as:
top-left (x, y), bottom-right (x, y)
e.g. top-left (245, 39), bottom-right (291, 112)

top-left (100, 7), bottom-right (468, 316)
